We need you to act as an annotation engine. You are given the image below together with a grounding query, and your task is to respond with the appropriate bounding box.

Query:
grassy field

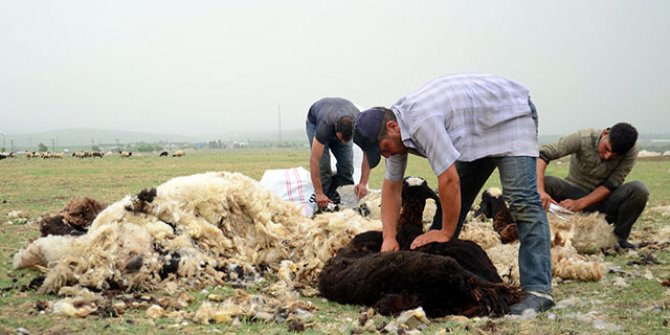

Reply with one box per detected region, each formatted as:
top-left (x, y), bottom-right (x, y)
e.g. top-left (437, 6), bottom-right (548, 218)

top-left (1, 149), bottom-right (669, 334)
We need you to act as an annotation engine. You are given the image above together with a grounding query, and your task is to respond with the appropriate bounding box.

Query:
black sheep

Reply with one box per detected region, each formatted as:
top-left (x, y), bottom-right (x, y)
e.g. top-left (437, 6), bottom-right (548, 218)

top-left (345, 177), bottom-right (502, 282)
top-left (474, 187), bottom-right (518, 244)
top-left (38, 197), bottom-right (106, 236)
top-left (318, 251), bottom-right (521, 317)
top-left (318, 176), bottom-right (519, 317)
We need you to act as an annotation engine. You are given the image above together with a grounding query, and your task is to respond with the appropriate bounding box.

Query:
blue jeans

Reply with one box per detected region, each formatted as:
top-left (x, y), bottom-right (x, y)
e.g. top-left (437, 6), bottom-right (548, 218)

top-left (430, 156), bottom-right (553, 294)
top-left (306, 120), bottom-right (355, 196)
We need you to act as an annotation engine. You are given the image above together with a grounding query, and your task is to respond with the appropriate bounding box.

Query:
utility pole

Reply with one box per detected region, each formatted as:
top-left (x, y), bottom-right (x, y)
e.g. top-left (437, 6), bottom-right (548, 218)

top-left (52, 138), bottom-right (56, 152)
top-left (278, 104), bottom-right (283, 146)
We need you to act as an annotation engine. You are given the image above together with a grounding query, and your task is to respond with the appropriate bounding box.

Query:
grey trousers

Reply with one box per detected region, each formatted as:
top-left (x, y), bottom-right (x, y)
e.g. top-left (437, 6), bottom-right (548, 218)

top-left (543, 176), bottom-right (649, 240)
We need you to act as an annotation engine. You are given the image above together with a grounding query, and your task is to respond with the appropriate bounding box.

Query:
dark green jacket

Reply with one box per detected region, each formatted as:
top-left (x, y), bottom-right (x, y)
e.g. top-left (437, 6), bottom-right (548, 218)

top-left (539, 128), bottom-right (638, 192)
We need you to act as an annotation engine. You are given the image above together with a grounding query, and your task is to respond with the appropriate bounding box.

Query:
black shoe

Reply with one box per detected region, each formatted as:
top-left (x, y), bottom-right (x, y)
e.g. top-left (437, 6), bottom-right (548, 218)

top-left (509, 292), bottom-right (555, 315)
top-left (618, 240), bottom-right (638, 249)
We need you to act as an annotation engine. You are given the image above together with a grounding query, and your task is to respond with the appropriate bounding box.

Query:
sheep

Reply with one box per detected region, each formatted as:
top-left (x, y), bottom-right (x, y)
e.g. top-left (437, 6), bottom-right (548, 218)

top-left (61, 197), bottom-right (107, 228)
top-left (38, 198), bottom-right (107, 237)
top-left (473, 187), bottom-right (618, 253)
top-left (172, 150), bottom-right (185, 157)
top-left (119, 151), bottom-right (132, 157)
top-left (318, 250), bottom-right (521, 317)
top-left (159, 151), bottom-right (168, 157)
top-left (39, 215), bottom-right (86, 237)
top-left (318, 176), bottom-right (517, 317)
top-left (473, 187), bottom-right (505, 220)
top-left (464, 188), bottom-right (616, 284)
top-left (91, 152), bottom-right (104, 158)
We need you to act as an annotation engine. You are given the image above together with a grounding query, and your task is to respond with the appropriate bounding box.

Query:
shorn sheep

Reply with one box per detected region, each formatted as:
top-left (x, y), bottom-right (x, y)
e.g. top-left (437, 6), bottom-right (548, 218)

top-left (464, 187), bottom-right (618, 285)
top-left (318, 177), bottom-right (520, 317)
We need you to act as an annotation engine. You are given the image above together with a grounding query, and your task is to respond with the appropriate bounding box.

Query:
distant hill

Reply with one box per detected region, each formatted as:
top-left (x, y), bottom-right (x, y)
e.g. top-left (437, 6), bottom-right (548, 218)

top-left (3, 128), bottom-right (669, 152)
top-left (200, 128), bottom-right (306, 142)
top-left (1, 128), bottom-right (309, 151)
top-left (2, 129), bottom-right (199, 150)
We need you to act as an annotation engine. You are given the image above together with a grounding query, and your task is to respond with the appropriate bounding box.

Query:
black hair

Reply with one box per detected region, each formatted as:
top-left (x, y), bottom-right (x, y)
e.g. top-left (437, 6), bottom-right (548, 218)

top-left (336, 116), bottom-right (354, 141)
top-left (608, 122), bottom-right (638, 155)
top-left (375, 107), bottom-right (397, 141)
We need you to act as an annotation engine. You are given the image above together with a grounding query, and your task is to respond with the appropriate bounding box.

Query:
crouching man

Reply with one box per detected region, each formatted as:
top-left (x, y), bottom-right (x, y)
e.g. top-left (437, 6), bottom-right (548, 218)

top-left (353, 73), bottom-right (554, 315)
top-left (306, 97), bottom-right (371, 210)
top-left (537, 122), bottom-right (649, 249)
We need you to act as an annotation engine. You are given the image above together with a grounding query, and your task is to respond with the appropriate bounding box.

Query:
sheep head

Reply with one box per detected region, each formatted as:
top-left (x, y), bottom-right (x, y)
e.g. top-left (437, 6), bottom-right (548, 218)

top-left (397, 176), bottom-right (439, 249)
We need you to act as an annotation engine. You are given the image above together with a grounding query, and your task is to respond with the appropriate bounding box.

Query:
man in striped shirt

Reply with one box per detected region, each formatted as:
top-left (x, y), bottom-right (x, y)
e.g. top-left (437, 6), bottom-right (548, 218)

top-left (354, 73), bottom-right (553, 314)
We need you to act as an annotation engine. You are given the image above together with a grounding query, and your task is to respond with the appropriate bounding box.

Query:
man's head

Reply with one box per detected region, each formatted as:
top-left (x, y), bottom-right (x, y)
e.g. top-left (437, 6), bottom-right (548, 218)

top-left (599, 122), bottom-right (638, 160)
top-left (335, 116), bottom-right (354, 143)
top-left (354, 107), bottom-right (405, 168)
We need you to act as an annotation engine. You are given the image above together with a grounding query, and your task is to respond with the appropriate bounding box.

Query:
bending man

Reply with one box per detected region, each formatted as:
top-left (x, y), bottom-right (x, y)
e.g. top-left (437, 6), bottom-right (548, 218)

top-left (353, 73), bottom-right (553, 314)
top-left (307, 97), bottom-right (370, 210)
top-left (537, 123), bottom-right (648, 249)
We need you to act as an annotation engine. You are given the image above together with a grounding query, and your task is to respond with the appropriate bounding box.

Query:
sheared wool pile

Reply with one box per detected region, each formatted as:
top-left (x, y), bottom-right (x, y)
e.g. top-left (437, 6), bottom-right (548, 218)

top-left (551, 212), bottom-right (618, 254)
top-left (460, 208), bottom-right (615, 285)
top-left (14, 171), bottom-right (380, 297)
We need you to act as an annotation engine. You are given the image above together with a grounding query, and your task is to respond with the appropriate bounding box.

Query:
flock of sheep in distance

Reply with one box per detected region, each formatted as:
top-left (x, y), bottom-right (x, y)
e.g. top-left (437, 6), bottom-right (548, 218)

top-left (0, 149), bottom-right (186, 159)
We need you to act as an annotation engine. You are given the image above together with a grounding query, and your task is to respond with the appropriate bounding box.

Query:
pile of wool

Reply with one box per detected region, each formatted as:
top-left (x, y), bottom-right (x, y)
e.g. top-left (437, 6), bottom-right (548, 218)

top-left (549, 212), bottom-right (618, 254)
top-left (649, 204), bottom-right (670, 217)
top-left (13, 171), bottom-right (382, 310)
top-left (191, 289), bottom-right (316, 326)
top-left (40, 285), bottom-right (316, 329)
top-left (459, 216), bottom-right (502, 250)
top-left (459, 211), bottom-right (611, 284)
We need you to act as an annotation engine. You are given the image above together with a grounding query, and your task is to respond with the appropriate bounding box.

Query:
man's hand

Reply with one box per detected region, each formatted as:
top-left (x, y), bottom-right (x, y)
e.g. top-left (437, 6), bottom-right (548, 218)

top-left (381, 238), bottom-right (399, 252)
top-left (539, 190), bottom-right (556, 210)
top-left (559, 198), bottom-right (585, 212)
top-left (354, 183), bottom-right (369, 199)
top-left (410, 230), bottom-right (452, 249)
top-left (315, 193), bottom-right (331, 210)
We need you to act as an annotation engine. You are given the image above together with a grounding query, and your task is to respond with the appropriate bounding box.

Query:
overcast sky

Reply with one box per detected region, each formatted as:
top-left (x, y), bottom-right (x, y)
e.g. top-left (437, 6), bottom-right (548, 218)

top-left (1, 0), bottom-right (668, 138)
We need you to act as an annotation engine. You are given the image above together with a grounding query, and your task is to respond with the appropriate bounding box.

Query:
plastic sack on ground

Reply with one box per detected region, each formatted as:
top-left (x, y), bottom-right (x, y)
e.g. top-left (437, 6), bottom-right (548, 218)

top-left (260, 166), bottom-right (316, 217)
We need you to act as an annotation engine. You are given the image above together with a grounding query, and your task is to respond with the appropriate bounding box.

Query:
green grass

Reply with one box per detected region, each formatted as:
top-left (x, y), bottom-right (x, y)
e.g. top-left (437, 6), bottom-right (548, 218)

top-left (1, 150), bottom-right (669, 334)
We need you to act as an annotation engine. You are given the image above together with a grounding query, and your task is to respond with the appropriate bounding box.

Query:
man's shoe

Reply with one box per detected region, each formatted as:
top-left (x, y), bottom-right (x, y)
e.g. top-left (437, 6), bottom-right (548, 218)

top-left (618, 240), bottom-right (638, 249)
top-left (509, 291), bottom-right (555, 315)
